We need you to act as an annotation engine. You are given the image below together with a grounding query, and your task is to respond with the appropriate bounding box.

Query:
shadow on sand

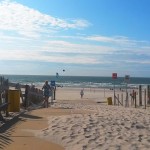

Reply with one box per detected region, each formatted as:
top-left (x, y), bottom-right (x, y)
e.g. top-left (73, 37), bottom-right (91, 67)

top-left (0, 112), bottom-right (43, 149)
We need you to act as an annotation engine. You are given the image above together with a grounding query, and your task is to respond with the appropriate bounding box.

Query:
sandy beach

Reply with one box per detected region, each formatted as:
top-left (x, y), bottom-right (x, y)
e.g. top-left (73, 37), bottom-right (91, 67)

top-left (1, 87), bottom-right (150, 150)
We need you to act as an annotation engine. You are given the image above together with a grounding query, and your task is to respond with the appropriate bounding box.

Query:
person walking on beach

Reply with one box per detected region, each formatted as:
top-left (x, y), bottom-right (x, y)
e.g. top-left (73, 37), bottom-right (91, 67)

top-left (42, 80), bottom-right (52, 108)
top-left (80, 89), bottom-right (84, 98)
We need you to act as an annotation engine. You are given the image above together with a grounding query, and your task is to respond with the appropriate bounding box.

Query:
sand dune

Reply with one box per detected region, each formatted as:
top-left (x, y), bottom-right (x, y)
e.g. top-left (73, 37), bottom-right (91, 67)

top-left (36, 100), bottom-right (150, 150)
top-left (3, 87), bottom-right (150, 150)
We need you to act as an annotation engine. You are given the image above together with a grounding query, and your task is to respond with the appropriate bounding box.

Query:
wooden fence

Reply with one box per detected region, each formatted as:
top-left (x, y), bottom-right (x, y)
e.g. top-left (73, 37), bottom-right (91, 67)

top-left (0, 76), bottom-right (45, 109)
top-left (0, 76), bottom-right (9, 104)
top-left (113, 85), bottom-right (150, 109)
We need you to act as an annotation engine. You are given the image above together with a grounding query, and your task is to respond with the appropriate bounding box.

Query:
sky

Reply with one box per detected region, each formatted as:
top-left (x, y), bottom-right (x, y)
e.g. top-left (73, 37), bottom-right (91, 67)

top-left (0, 0), bottom-right (150, 77)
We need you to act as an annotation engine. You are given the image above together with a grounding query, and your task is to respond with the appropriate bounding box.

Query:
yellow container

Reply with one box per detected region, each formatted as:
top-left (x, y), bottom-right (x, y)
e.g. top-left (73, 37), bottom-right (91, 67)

top-left (8, 90), bottom-right (20, 112)
top-left (107, 97), bottom-right (112, 105)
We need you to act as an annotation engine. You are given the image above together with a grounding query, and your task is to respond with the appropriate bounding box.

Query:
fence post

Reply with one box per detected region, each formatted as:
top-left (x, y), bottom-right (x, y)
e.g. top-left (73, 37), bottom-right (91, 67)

top-left (25, 85), bottom-right (29, 109)
top-left (147, 85), bottom-right (150, 105)
top-left (121, 93), bottom-right (123, 106)
top-left (144, 89), bottom-right (146, 109)
top-left (117, 94), bottom-right (119, 106)
top-left (135, 92), bottom-right (137, 108)
top-left (139, 85), bottom-right (142, 106)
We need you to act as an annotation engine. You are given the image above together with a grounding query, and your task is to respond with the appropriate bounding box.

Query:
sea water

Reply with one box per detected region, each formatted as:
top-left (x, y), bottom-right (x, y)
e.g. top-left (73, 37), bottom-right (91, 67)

top-left (3, 75), bottom-right (150, 89)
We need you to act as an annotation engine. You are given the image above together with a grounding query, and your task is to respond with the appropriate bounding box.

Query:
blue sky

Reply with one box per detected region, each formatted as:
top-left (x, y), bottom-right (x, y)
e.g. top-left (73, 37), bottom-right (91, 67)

top-left (0, 0), bottom-right (150, 77)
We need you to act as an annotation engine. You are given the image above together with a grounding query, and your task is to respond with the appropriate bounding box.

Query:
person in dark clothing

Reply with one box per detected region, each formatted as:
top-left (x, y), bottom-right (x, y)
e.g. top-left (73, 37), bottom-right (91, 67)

top-left (42, 81), bottom-right (51, 108)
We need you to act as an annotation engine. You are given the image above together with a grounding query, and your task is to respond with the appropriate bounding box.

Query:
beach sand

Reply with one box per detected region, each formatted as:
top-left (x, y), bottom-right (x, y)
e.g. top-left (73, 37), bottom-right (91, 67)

top-left (2, 87), bottom-right (150, 150)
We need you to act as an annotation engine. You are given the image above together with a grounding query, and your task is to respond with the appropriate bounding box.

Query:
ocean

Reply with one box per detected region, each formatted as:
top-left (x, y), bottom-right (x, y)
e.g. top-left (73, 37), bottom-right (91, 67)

top-left (3, 75), bottom-right (150, 89)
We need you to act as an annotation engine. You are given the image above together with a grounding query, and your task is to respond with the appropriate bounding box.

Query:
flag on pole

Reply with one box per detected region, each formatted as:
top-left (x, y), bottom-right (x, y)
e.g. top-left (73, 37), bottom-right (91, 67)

top-left (112, 73), bottom-right (117, 79)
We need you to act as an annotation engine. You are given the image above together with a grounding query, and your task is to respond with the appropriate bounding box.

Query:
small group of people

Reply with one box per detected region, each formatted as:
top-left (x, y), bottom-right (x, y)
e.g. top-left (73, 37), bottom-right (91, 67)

top-left (43, 81), bottom-right (85, 107)
top-left (42, 80), bottom-right (53, 108)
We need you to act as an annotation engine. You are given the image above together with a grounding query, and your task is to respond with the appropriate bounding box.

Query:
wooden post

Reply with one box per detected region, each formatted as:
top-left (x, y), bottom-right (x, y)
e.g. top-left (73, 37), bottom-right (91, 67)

top-left (114, 85), bottom-right (116, 105)
top-left (51, 90), bottom-right (54, 104)
top-left (139, 85), bottom-right (142, 106)
top-left (117, 94), bottom-right (119, 106)
top-left (121, 93), bottom-right (123, 106)
top-left (135, 92), bottom-right (137, 108)
top-left (130, 91), bottom-right (132, 106)
top-left (144, 89), bottom-right (146, 109)
top-left (147, 85), bottom-right (150, 105)
top-left (112, 73), bottom-right (117, 105)
top-left (132, 90), bottom-right (135, 106)
top-left (125, 83), bottom-right (128, 107)
top-left (126, 92), bottom-right (129, 107)
top-left (54, 86), bottom-right (56, 100)
top-left (25, 85), bottom-right (29, 109)
top-left (5, 89), bottom-right (9, 116)
top-left (125, 91), bottom-right (128, 107)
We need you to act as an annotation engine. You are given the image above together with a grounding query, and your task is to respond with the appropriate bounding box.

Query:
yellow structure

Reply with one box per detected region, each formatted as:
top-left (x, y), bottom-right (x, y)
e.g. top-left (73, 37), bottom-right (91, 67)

top-left (8, 90), bottom-right (20, 112)
top-left (107, 97), bottom-right (112, 105)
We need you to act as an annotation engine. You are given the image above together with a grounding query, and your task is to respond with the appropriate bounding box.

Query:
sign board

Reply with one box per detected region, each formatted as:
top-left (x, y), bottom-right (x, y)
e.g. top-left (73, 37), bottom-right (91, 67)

top-left (112, 73), bottom-right (117, 79)
top-left (125, 75), bottom-right (130, 80)
top-left (125, 75), bottom-right (130, 82)
top-left (51, 80), bottom-right (55, 86)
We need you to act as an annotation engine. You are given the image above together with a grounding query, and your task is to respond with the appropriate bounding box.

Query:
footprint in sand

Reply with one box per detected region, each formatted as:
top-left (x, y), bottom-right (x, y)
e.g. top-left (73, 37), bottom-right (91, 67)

top-left (53, 131), bottom-right (59, 135)
top-left (62, 127), bottom-right (68, 130)
top-left (62, 136), bottom-right (68, 140)
top-left (51, 124), bottom-right (58, 128)
top-left (70, 134), bottom-right (78, 139)
top-left (43, 130), bottom-right (49, 136)
top-left (138, 134), bottom-right (143, 142)
top-left (84, 134), bottom-right (92, 138)
top-left (136, 124), bottom-right (145, 129)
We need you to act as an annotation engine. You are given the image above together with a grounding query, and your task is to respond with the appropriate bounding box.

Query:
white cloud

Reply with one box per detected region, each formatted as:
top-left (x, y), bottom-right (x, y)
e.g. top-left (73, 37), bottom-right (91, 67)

top-left (124, 59), bottom-right (150, 64)
top-left (85, 35), bottom-right (150, 55)
top-left (0, 0), bottom-right (150, 68)
top-left (86, 35), bottom-right (139, 47)
top-left (0, 32), bottom-right (30, 41)
top-left (0, 49), bottom-right (102, 64)
top-left (43, 40), bottom-right (116, 54)
top-left (0, 0), bottom-right (90, 37)
top-left (1, 34), bottom-right (150, 66)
